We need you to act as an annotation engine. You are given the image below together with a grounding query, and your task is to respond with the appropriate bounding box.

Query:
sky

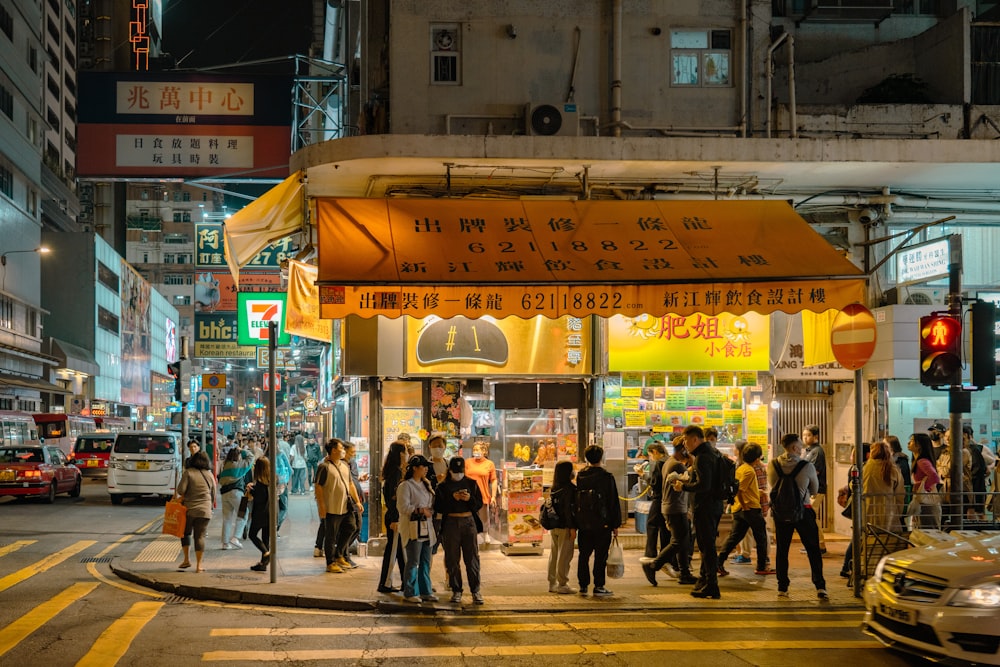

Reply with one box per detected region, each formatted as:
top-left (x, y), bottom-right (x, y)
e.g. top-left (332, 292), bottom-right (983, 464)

top-left (160, 0), bottom-right (313, 70)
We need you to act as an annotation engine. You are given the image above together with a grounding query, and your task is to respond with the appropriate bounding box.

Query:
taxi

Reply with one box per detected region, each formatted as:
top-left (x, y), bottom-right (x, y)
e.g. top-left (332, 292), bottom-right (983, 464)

top-left (70, 432), bottom-right (115, 477)
top-left (0, 444), bottom-right (82, 502)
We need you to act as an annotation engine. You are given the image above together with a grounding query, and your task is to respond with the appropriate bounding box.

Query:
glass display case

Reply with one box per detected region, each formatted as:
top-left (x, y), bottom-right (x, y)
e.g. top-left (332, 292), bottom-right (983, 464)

top-left (499, 408), bottom-right (579, 467)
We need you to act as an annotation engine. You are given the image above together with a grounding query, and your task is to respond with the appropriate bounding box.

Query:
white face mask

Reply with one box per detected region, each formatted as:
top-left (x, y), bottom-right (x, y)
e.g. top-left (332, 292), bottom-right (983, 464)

top-left (430, 448), bottom-right (445, 457)
top-left (473, 452), bottom-right (483, 459)
top-left (451, 472), bottom-right (464, 481)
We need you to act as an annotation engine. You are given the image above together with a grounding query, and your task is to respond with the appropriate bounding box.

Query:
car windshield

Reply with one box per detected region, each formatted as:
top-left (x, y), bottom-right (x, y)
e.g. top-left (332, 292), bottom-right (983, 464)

top-left (114, 435), bottom-right (175, 455)
top-left (0, 448), bottom-right (44, 463)
top-left (75, 437), bottom-right (114, 453)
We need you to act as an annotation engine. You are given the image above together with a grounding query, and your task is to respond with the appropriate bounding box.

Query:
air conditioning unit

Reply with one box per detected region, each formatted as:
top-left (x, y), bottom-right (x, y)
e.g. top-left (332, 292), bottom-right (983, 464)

top-left (526, 102), bottom-right (580, 136)
top-left (883, 286), bottom-right (952, 306)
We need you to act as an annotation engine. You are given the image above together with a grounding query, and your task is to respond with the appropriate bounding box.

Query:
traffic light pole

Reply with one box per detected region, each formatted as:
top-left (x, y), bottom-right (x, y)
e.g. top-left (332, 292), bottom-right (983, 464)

top-left (267, 322), bottom-right (278, 583)
top-left (180, 335), bottom-right (189, 451)
top-left (947, 236), bottom-right (965, 527)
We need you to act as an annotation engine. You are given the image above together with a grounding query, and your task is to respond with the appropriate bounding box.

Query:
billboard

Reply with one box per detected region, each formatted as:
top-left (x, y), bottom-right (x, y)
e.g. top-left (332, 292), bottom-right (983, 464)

top-left (237, 293), bottom-right (291, 346)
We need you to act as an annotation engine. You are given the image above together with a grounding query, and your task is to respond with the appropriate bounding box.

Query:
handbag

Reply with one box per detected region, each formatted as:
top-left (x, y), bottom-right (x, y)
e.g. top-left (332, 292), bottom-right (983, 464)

top-left (606, 537), bottom-right (625, 579)
top-left (237, 495), bottom-right (249, 519)
top-left (163, 499), bottom-right (187, 538)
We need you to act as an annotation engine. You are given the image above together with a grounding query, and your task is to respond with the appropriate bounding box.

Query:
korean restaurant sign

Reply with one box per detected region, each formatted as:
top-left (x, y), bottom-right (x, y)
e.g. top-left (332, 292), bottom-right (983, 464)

top-left (76, 72), bottom-right (291, 178)
top-left (195, 223), bottom-right (294, 270)
top-left (237, 293), bottom-right (291, 346)
top-left (316, 199), bottom-right (864, 320)
top-left (405, 315), bottom-right (591, 376)
top-left (607, 313), bottom-right (770, 372)
top-left (194, 313), bottom-right (256, 359)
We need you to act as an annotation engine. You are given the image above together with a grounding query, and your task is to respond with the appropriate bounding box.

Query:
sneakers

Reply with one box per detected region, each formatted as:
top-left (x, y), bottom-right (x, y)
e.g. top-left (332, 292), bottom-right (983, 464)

top-left (229, 538), bottom-right (242, 549)
top-left (593, 587), bottom-right (613, 597)
top-left (554, 585), bottom-right (576, 595)
top-left (677, 574), bottom-right (698, 585)
top-left (839, 569), bottom-right (851, 579)
top-left (638, 556), bottom-right (656, 565)
top-left (403, 596), bottom-right (422, 603)
top-left (663, 566), bottom-right (680, 579)
top-left (221, 543), bottom-right (230, 550)
top-left (717, 564), bottom-right (730, 577)
top-left (578, 587), bottom-right (588, 597)
top-left (690, 589), bottom-right (720, 599)
top-left (313, 547), bottom-right (323, 558)
top-left (326, 563), bottom-right (344, 573)
top-left (472, 591), bottom-right (484, 604)
top-left (450, 591), bottom-right (462, 603)
top-left (421, 594), bottom-right (439, 602)
top-left (817, 589), bottom-right (829, 600)
top-left (777, 589), bottom-right (789, 598)
top-left (731, 555), bottom-right (752, 564)
top-left (250, 562), bottom-right (267, 572)
top-left (641, 562), bottom-right (658, 587)
top-left (754, 568), bottom-right (777, 576)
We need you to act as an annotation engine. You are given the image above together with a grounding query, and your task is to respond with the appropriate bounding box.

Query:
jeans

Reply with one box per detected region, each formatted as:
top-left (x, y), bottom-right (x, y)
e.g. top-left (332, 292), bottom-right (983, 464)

top-left (291, 467), bottom-right (307, 494)
top-left (644, 508), bottom-right (670, 558)
top-left (248, 513), bottom-right (269, 556)
top-left (651, 512), bottom-right (691, 575)
top-left (718, 508), bottom-right (769, 570)
top-left (547, 527), bottom-right (575, 588)
top-left (221, 490), bottom-right (243, 544)
top-left (774, 507), bottom-right (827, 592)
top-left (403, 538), bottom-right (432, 598)
top-left (577, 527), bottom-right (613, 590)
top-left (442, 515), bottom-right (480, 593)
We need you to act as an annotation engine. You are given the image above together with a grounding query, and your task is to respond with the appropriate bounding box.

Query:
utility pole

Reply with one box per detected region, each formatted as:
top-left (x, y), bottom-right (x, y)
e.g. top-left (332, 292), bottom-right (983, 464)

top-left (267, 322), bottom-right (278, 583)
top-left (947, 236), bottom-right (966, 527)
top-left (180, 335), bottom-right (189, 450)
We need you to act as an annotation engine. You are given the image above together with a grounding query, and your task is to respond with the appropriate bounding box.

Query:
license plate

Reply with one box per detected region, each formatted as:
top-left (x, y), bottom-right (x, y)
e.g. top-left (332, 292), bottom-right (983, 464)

top-left (87, 459), bottom-right (98, 467)
top-left (135, 461), bottom-right (150, 470)
top-left (879, 602), bottom-right (916, 625)
top-left (0, 470), bottom-right (13, 482)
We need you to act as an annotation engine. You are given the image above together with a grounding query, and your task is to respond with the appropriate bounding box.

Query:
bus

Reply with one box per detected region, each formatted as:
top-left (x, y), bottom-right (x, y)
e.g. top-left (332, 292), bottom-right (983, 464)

top-left (93, 416), bottom-right (133, 433)
top-left (0, 411), bottom-right (40, 446)
top-left (32, 414), bottom-right (97, 456)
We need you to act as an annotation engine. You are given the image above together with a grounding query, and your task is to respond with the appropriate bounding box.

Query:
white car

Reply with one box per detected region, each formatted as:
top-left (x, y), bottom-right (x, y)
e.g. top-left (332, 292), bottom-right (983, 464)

top-left (863, 529), bottom-right (1000, 665)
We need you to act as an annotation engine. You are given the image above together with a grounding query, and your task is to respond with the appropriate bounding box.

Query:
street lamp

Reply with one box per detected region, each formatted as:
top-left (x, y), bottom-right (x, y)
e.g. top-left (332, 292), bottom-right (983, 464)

top-left (1, 246), bottom-right (50, 291)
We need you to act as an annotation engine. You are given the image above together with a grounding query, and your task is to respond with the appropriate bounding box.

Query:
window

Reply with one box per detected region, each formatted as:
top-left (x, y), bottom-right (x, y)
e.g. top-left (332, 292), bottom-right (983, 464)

top-left (164, 274), bottom-right (187, 285)
top-left (671, 29), bottom-right (732, 87)
top-left (430, 24), bottom-right (461, 85)
top-left (0, 83), bottom-right (11, 120)
top-left (97, 260), bottom-right (119, 293)
top-left (0, 295), bottom-right (12, 329)
top-left (97, 306), bottom-right (119, 334)
top-left (29, 46), bottom-right (38, 74)
top-left (0, 164), bottom-right (12, 198)
top-left (0, 5), bottom-right (12, 41)
top-left (182, 191), bottom-right (191, 202)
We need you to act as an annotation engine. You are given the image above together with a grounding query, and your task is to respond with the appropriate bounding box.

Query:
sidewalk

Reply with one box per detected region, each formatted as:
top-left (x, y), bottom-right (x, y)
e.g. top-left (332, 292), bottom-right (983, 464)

top-left (110, 492), bottom-right (863, 613)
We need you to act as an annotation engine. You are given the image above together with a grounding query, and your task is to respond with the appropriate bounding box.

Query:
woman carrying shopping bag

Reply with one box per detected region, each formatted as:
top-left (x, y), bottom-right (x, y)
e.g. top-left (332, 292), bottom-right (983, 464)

top-left (175, 451), bottom-right (216, 573)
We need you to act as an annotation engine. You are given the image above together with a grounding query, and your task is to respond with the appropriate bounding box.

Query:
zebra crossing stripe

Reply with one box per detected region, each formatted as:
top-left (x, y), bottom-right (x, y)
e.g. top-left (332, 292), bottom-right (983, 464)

top-left (0, 540), bottom-right (96, 594)
top-left (0, 540), bottom-right (36, 558)
top-left (0, 582), bottom-right (99, 658)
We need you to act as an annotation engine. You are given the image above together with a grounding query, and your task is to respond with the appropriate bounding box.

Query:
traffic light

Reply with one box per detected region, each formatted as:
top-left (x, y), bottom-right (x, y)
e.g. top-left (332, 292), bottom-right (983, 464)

top-left (166, 360), bottom-right (192, 402)
top-left (919, 314), bottom-right (962, 386)
top-left (167, 361), bottom-right (182, 401)
top-left (970, 301), bottom-right (998, 387)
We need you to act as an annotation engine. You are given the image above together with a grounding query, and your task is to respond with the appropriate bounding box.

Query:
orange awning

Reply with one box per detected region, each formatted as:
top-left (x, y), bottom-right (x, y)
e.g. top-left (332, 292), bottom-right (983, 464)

top-left (316, 199), bottom-right (865, 319)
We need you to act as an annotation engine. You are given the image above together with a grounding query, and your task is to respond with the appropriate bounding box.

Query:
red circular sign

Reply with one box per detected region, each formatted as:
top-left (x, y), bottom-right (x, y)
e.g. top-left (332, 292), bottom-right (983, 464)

top-left (830, 303), bottom-right (877, 370)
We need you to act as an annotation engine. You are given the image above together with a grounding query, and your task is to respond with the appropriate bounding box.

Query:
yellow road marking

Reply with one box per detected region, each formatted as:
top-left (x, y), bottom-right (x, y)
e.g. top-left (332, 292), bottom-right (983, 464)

top-left (86, 562), bottom-right (163, 599)
top-left (203, 639), bottom-right (879, 661)
top-left (96, 534), bottom-right (136, 559)
top-left (0, 540), bottom-right (96, 593)
top-left (134, 517), bottom-right (161, 535)
top-left (75, 600), bottom-right (164, 667)
top-left (0, 582), bottom-right (98, 658)
top-left (0, 540), bottom-right (36, 558)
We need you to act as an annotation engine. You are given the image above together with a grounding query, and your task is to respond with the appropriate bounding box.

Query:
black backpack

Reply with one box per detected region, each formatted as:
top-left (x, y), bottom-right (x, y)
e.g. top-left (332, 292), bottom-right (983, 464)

top-left (539, 493), bottom-right (560, 530)
top-left (969, 444), bottom-right (986, 481)
top-left (770, 460), bottom-right (808, 524)
top-left (575, 473), bottom-right (608, 530)
top-left (714, 453), bottom-right (739, 504)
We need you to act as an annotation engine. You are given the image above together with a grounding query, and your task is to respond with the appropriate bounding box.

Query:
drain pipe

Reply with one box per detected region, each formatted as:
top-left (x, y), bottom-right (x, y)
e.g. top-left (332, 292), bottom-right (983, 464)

top-left (739, 0), bottom-right (748, 137)
top-left (612, 0), bottom-right (623, 138)
top-left (787, 34), bottom-right (797, 138)
top-left (765, 32), bottom-right (788, 138)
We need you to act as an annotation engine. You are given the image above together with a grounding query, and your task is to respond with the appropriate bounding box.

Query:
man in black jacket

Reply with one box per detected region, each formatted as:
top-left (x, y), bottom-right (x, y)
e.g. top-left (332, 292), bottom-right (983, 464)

top-left (675, 425), bottom-right (723, 599)
top-left (575, 445), bottom-right (622, 597)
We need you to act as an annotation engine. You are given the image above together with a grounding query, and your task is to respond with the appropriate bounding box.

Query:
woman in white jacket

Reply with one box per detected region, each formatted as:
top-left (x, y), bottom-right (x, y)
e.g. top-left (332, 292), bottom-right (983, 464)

top-left (396, 455), bottom-right (437, 603)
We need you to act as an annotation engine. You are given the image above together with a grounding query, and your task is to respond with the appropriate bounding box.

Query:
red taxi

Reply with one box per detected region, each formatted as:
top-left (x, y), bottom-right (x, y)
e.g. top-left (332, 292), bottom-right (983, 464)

top-left (0, 445), bottom-right (82, 502)
top-left (70, 432), bottom-right (116, 477)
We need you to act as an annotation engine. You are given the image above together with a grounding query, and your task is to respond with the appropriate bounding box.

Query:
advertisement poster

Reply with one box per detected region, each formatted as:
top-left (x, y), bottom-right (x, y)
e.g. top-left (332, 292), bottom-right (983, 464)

top-left (506, 468), bottom-right (544, 544)
top-left (383, 408), bottom-right (421, 447)
top-left (746, 407), bottom-right (769, 446)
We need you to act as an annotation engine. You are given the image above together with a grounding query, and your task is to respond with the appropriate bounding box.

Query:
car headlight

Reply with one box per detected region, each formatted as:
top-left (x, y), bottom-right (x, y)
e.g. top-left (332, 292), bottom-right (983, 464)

top-left (949, 582), bottom-right (1000, 608)
top-left (873, 555), bottom-right (888, 582)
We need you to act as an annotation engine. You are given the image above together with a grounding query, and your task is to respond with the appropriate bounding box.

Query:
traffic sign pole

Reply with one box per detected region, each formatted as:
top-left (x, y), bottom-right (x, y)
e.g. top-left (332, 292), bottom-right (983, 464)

top-left (947, 236), bottom-right (965, 526)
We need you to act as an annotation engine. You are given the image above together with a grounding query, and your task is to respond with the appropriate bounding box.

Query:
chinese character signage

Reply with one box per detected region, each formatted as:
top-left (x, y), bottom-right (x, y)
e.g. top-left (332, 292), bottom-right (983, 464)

top-left (405, 315), bottom-right (591, 376)
top-left (77, 72), bottom-right (291, 178)
top-left (608, 313), bottom-right (770, 371)
top-left (195, 222), bottom-right (293, 270)
top-left (237, 293), bottom-right (291, 346)
top-left (896, 236), bottom-right (951, 286)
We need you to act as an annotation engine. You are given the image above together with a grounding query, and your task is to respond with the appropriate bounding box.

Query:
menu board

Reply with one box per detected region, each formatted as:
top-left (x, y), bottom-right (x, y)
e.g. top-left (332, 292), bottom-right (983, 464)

top-left (506, 468), bottom-right (544, 544)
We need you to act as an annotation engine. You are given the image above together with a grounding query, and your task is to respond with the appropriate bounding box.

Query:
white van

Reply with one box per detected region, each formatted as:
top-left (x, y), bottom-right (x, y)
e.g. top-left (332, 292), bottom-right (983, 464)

top-left (107, 430), bottom-right (182, 505)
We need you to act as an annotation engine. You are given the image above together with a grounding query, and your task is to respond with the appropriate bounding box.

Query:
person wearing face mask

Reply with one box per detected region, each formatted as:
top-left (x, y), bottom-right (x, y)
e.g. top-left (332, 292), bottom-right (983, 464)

top-left (428, 436), bottom-right (449, 484)
top-left (434, 457), bottom-right (485, 604)
top-left (465, 442), bottom-right (498, 545)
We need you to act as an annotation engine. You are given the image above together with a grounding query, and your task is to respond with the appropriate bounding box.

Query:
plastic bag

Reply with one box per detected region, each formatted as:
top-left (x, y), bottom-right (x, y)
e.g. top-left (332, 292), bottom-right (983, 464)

top-left (162, 500), bottom-right (187, 538)
top-left (606, 537), bottom-right (625, 579)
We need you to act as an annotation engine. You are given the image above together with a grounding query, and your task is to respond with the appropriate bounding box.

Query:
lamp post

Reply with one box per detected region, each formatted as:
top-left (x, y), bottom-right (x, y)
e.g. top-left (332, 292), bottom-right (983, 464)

top-left (0, 246), bottom-right (51, 291)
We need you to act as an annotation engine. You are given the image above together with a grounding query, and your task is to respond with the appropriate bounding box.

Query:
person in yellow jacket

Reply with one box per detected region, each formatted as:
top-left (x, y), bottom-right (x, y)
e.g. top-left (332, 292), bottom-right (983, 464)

top-left (716, 443), bottom-right (774, 576)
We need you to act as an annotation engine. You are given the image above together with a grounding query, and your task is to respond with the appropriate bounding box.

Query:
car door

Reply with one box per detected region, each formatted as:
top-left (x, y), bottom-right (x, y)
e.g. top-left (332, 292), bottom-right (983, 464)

top-left (46, 447), bottom-right (71, 490)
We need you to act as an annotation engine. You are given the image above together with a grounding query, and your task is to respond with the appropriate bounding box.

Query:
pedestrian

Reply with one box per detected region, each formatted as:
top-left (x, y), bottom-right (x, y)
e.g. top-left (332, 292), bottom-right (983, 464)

top-left (717, 442), bottom-right (774, 576)
top-left (377, 441), bottom-right (408, 593)
top-left (864, 439), bottom-right (904, 530)
top-left (768, 433), bottom-right (827, 600)
top-left (246, 456), bottom-right (271, 572)
top-left (640, 440), bottom-right (697, 586)
top-left (642, 443), bottom-right (669, 559)
top-left (801, 424), bottom-right (828, 555)
top-left (428, 435), bottom-right (449, 484)
top-left (185, 438), bottom-right (200, 468)
top-left (731, 440), bottom-right (770, 565)
top-left (305, 435), bottom-right (322, 492)
top-left (218, 446), bottom-right (251, 550)
top-left (886, 435), bottom-right (912, 510)
top-left (434, 456), bottom-right (484, 604)
top-left (397, 454), bottom-right (437, 603)
top-left (465, 442), bottom-right (498, 545)
top-left (967, 425), bottom-right (991, 521)
top-left (174, 450), bottom-right (216, 573)
top-left (545, 460), bottom-right (577, 594)
top-left (291, 432), bottom-right (308, 495)
top-left (273, 441), bottom-right (291, 533)
top-left (315, 438), bottom-right (362, 574)
top-left (574, 444), bottom-right (622, 598)
top-left (342, 441), bottom-right (366, 566)
top-left (906, 433), bottom-right (942, 530)
top-left (674, 425), bottom-right (723, 599)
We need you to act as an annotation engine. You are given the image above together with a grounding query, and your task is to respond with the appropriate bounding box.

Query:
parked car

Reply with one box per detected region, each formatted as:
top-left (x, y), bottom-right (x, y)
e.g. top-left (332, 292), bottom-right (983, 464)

top-left (0, 444), bottom-right (82, 503)
top-left (863, 529), bottom-right (1000, 666)
top-left (107, 431), bottom-right (182, 505)
top-left (70, 432), bottom-right (116, 477)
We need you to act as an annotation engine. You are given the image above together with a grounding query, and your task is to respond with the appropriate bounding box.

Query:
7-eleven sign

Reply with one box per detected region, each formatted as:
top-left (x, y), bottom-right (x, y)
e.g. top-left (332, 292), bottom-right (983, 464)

top-left (262, 372), bottom-right (282, 391)
top-left (237, 293), bottom-right (291, 346)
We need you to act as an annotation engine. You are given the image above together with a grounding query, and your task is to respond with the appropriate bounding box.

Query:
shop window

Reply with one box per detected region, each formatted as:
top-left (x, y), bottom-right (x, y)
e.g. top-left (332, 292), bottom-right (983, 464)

top-left (430, 24), bottom-right (461, 85)
top-left (671, 29), bottom-right (731, 87)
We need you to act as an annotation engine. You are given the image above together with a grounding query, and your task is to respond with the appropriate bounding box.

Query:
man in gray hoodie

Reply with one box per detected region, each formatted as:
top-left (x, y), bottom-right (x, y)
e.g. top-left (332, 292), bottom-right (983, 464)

top-left (767, 433), bottom-right (827, 600)
top-left (639, 440), bottom-right (696, 586)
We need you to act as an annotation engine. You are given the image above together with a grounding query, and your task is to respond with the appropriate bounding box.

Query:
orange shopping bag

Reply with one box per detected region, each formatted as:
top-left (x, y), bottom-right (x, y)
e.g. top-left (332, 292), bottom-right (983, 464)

top-left (162, 499), bottom-right (187, 538)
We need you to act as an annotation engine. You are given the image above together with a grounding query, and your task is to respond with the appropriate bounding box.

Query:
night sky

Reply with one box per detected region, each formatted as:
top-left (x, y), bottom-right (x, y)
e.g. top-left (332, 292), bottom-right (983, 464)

top-left (160, 0), bottom-right (313, 70)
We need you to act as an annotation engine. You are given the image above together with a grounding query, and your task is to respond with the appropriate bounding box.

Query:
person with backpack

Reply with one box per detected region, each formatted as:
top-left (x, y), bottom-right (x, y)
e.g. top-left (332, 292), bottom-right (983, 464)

top-left (673, 424), bottom-right (724, 599)
top-left (768, 433), bottom-right (827, 600)
top-left (574, 445), bottom-right (622, 597)
top-left (966, 425), bottom-right (990, 521)
top-left (716, 443), bottom-right (774, 577)
top-left (542, 460), bottom-right (577, 594)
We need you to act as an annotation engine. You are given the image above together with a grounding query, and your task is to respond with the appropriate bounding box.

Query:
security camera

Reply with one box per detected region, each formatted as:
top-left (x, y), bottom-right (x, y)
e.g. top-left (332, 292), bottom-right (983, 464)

top-left (852, 207), bottom-right (880, 225)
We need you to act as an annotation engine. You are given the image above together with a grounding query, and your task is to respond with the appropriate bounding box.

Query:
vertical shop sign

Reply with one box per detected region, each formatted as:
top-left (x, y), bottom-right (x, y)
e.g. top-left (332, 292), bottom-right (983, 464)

top-left (506, 468), bottom-right (544, 544)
